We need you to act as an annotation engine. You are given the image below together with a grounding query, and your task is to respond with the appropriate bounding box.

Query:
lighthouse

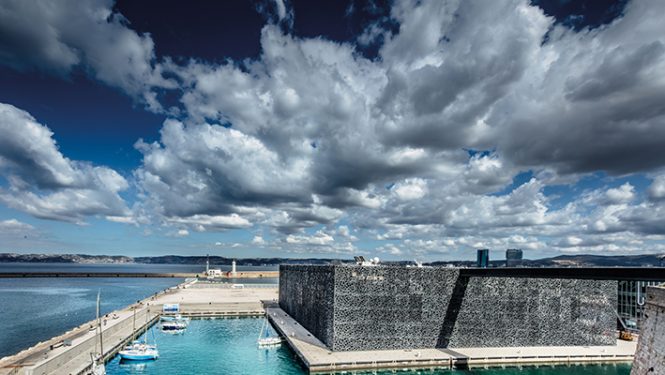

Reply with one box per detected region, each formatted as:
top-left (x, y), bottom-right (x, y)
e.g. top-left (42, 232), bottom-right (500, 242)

top-left (231, 259), bottom-right (237, 275)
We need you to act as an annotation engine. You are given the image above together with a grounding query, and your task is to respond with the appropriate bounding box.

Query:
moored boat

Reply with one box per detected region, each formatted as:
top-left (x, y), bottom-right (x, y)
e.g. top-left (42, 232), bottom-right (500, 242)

top-left (257, 317), bottom-right (282, 347)
top-left (119, 341), bottom-right (159, 361)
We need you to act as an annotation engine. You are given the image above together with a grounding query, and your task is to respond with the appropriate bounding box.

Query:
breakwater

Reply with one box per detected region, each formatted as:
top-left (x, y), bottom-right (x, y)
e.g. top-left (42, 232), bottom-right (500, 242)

top-left (0, 271), bottom-right (279, 278)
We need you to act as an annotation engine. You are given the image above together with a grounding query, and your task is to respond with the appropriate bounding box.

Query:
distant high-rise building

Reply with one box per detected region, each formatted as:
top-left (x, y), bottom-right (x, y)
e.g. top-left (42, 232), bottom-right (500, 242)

top-left (506, 248), bottom-right (523, 267)
top-left (476, 249), bottom-right (489, 268)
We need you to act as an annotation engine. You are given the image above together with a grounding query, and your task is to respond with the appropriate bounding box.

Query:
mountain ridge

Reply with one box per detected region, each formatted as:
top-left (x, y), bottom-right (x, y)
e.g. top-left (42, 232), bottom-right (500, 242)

top-left (1, 252), bottom-right (664, 267)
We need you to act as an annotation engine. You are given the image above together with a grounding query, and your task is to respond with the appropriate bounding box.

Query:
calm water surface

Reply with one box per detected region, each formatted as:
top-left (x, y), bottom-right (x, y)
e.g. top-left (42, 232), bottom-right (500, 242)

top-left (0, 277), bottom-right (183, 358)
top-left (106, 318), bottom-right (304, 375)
top-left (0, 262), bottom-right (278, 273)
top-left (106, 318), bottom-right (631, 375)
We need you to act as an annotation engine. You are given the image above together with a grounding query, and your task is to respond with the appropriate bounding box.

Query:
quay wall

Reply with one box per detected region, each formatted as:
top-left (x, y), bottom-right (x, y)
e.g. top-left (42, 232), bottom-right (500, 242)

top-left (631, 286), bottom-right (665, 375)
top-left (279, 265), bottom-right (617, 351)
top-left (25, 308), bottom-right (153, 375)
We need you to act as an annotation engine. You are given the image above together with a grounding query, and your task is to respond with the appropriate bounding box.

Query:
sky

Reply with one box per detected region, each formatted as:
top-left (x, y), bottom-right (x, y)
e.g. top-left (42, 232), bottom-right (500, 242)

top-left (1, 0), bottom-right (665, 261)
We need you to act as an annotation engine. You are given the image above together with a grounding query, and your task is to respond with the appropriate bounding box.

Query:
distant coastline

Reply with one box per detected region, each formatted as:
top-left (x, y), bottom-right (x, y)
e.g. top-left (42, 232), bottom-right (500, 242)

top-left (0, 252), bottom-right (664, 267)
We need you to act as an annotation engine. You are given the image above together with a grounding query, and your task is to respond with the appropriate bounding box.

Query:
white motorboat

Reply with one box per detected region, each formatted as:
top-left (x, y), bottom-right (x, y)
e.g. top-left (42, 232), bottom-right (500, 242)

top-left (160, 314), bottom-right (189, 332)
top-left (161, 320), bottom-right (187, 332)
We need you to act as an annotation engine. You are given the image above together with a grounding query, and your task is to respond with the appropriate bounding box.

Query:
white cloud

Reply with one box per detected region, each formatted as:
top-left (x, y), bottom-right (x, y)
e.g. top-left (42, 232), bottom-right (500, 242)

top-left (0, 0), bottom-right (175, 111)
top-left (4, 0), bottom-right (665, 259)
top-left (0, 103), bottom-right (130, 223)
top-left (392, 178), bottom-right (428, 201)
top-left (286, 230), bottom-right (335, 246)
top-left (606, 183), bottom-right (635, 204)
top-left (648, 174), bottom-right (665, 201)
top-left (167, 214), bottom-right (252, 231)
top-left (0, 219), bottom-right (35, 233)
top-left (252, 235), bottom-right (266, 245)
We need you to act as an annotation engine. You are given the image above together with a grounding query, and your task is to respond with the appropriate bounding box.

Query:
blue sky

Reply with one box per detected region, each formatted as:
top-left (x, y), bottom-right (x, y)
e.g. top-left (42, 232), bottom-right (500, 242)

top-left (1, 0), bottom-right (665, 261)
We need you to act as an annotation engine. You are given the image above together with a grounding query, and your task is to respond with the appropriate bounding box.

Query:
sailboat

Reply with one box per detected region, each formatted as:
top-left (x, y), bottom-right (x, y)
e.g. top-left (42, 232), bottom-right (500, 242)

top-left (119, 308), bottom-right (159, 361)
top-left (90, 291), bottom-right (106, 375)
top-left (257, 318), bottom-right (282, 347)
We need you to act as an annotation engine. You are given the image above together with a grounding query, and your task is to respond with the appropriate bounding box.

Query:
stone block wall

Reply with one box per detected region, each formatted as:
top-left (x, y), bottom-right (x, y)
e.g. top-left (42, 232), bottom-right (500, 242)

top-left (279, 265), bottom-right (617, 351)
top-left (631, 286), bottom-right (665, 375)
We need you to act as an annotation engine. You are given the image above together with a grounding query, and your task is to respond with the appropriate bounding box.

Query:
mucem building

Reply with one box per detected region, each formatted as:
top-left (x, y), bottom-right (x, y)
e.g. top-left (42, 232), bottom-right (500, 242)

top-left (279, 265), bottom-right (617, 351)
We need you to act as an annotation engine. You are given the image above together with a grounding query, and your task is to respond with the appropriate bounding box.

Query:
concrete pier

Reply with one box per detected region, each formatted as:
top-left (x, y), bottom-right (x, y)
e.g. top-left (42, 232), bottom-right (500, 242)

top-left (0, 281), bottom-right (278, 375)
top-left (267, 306), bottom-right (636, 373)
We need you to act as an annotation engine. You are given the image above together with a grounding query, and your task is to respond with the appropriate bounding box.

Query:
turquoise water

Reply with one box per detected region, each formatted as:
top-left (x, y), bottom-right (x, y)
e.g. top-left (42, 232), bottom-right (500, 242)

top-left (106, 318), bottom-right (305, 374)
top-left (106, 318), bottom-right (631, 375)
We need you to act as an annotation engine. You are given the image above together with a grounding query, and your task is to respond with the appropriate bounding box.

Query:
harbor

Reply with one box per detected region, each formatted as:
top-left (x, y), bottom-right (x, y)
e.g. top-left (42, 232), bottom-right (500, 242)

top-left (0, 280), bottom-right (278, 375)
top-left (0, 274), bottom-right (643, 375)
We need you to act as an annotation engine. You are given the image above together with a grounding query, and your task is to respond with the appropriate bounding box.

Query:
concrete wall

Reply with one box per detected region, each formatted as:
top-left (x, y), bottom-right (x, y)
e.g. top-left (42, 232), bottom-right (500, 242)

top-left (26, 308), bottom-right (153, 375)
top-left (631, 286), bottom-right (665, 375)
top-left (279, 265), bottom-right (617, 351)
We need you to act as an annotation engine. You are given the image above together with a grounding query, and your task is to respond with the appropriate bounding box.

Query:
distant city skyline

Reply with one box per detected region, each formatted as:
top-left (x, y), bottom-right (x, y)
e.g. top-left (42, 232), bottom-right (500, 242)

top-left (1, 0), bottom-right (665, 260)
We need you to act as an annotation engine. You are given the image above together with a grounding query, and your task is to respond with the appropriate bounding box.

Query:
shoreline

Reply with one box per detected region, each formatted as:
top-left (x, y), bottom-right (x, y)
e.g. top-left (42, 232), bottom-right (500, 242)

top-left (0, 271), bottom-right (279, 278)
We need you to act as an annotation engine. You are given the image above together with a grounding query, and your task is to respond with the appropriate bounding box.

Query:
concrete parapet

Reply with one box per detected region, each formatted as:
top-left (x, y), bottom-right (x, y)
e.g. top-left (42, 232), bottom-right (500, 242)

top-left (631, 286), bottom-right (665, 375)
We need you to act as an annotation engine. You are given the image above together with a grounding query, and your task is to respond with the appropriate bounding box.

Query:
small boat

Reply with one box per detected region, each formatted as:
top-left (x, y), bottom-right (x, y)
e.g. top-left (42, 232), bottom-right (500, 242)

top-left (160, 314), bottom-right (190, 323)
top-left (119, 310), bottom-right (159, 361)
top-left (257, 318), bottom-right (282, 347)
top-left (161, 321), bottom-right (187, 332)
top-left (258, 336), bottom-right (283, 347)
top-left (91, 353), bottom-right (106, 375)
top-left (119, 341), bottom-right (159, 361)
top-left (160, 314), bottom-right (189, 333)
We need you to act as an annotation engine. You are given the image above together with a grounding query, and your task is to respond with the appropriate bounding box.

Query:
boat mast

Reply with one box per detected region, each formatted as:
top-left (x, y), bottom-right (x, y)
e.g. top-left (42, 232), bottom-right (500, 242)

top-left (132, 306), bottom-right (137, 341)
top-left (97, 291), bottom-right (104, 360)
top-left (144, 307), bottom-right (150, 345)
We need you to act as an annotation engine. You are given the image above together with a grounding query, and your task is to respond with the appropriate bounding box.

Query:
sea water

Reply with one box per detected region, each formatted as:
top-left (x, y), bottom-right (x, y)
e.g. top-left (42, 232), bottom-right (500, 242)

top-left (0, 277), bottom-right (184, 358)
top-left (106, 318), bottom-right (632, 375)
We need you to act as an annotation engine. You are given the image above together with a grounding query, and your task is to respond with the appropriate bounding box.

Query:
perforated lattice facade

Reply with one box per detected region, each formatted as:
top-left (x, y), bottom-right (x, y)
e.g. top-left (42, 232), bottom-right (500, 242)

top-left (279, 265), bottom-right (617, 351)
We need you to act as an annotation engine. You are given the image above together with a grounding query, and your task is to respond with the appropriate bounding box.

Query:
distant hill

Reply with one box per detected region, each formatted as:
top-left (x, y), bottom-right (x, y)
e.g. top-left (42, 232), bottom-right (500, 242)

top-left (0, 253), bottom-right (133, 264)
top-left (133, 255), bottom-right (354, 266)
top-left (0, 252), bottom-right (664, 267)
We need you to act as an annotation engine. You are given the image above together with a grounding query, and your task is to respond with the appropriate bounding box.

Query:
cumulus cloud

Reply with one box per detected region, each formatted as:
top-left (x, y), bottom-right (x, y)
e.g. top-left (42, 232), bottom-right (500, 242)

top-left (648, 174), bottom-right (665, 201)
top-left (0, 103), bottom-right (130, 223)
top-left (0, 218), bottom-right (35, 233)
top-left (0, 0), bottom-right (175, 111)
top-left (493, 1), bottom-right (665, 175)
top-left (252, 235), bottom-right (266, 245)
top-left (4, 0), bottom-right (665, 258)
